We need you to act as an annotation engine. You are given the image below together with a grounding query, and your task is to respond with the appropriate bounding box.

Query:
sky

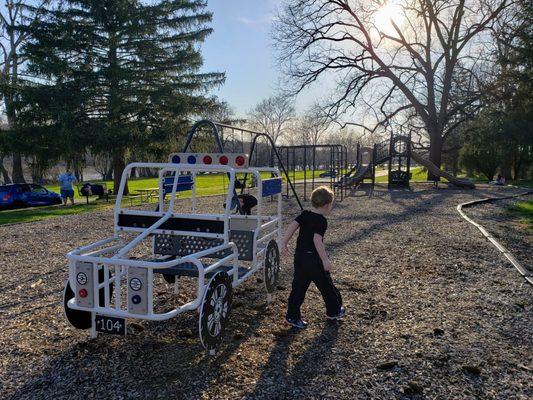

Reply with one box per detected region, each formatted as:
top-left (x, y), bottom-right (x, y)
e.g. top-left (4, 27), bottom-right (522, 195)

top-left (201, 0), bottom-right (312, 117)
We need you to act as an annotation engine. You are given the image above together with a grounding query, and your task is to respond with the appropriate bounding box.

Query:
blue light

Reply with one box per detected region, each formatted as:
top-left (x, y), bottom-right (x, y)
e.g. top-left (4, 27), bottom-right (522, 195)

top-left (171, 155), bottom-right (181, 164)
top-left (187, 155), bottom-right (197, 164)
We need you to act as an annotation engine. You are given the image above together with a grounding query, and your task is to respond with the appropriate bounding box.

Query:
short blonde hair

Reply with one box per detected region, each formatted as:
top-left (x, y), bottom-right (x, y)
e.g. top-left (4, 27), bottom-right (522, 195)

top-left (311, 186), bottom-right (334, 208)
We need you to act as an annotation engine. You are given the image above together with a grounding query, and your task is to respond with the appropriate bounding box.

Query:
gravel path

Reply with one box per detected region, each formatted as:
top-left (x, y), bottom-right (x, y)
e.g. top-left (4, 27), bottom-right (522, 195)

top-left (0, 184), bottom-right (531, 400)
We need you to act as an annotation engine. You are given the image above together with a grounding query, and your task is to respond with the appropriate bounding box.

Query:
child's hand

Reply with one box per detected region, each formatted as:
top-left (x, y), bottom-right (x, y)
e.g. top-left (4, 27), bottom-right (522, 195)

top-left (323, 260), bottom-right (332, 272)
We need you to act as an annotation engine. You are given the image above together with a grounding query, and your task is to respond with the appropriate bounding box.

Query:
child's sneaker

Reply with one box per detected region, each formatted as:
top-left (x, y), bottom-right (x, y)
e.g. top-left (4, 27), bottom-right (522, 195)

top-left (326, 306), bottom-right (346, 321)
top-left (285, 317), bottom-right (308, 329)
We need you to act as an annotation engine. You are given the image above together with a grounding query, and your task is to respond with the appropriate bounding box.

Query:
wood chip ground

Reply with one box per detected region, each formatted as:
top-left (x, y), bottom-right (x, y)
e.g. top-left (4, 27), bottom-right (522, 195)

top-left (0, 184), bottom-right (531, 399)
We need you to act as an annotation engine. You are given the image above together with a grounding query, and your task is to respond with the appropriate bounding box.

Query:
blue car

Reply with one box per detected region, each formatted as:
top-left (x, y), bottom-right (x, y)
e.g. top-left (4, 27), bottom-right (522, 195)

top-left (0, 183), bottom-right (62, 210)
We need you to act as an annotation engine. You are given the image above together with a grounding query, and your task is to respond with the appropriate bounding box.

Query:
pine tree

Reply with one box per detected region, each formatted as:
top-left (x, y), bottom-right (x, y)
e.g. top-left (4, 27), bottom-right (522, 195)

top-left (22, 0), bottom-right (224, 193)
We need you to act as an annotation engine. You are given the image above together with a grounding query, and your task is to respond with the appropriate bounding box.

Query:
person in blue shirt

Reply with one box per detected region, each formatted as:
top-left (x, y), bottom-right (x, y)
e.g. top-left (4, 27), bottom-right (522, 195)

top-left (57, 169), bottom-right (77, 205)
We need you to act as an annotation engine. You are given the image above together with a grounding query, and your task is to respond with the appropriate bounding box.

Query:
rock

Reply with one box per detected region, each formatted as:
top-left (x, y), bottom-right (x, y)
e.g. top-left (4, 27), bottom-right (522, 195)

top-left (402, 381), bottom-right (424, 395)
top-left (128, 322), bottom-right (144, 333)
top-left (433, 328), bottom-right (445, 336)
top-left (376, 360), bottom-right (398, 370)
top-left (462, 365), bottom-right (482, 375)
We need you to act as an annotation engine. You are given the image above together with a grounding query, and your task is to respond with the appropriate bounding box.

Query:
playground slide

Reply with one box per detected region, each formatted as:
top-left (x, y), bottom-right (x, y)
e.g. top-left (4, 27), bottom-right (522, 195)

top-left (338, 163), bottom-right (372, 188)
top-left (411, 151), bottom-right (475, 189)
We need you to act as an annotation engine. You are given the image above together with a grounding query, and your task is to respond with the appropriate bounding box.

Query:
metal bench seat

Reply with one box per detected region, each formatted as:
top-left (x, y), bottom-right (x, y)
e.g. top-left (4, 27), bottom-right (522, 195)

top-left (154, 262), bottom-right (250, 279)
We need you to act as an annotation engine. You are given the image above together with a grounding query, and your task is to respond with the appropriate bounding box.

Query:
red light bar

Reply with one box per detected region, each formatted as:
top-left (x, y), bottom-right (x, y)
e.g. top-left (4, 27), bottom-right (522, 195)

top-left (235, 155), bottom-right (245, 166)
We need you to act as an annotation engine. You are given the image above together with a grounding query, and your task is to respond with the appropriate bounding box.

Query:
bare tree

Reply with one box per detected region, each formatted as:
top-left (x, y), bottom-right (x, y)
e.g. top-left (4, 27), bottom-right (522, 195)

top-left (0, 0), bottom-right (47, 182)
top-left (248, 94), bottom-right (295, 144)
top-left (274, 0), bottom-right (511, 168)
top-left (298, 104), bottom-right (331, 146)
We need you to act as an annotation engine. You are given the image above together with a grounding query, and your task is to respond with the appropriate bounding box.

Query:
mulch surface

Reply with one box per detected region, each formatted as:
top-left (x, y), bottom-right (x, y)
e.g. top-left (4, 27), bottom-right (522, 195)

top-left (0, 184), bottom-right (531, 399)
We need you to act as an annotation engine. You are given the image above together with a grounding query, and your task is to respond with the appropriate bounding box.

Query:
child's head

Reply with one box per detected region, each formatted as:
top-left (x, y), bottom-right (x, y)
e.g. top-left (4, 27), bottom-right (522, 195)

top-left (311, 186), bottom-right (334, 214)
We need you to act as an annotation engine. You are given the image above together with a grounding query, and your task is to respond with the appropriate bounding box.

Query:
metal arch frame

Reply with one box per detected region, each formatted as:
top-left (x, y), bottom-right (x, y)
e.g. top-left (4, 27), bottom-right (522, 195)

top-left (182, 119), bottom-right (225, 153)
top-left (65, 161), bottom-right (283, 340)
top-left (277, 144), bottom-right (348, 202)
top-left (180, 119), bottom-right (244, 214)
top-left (212, 121), bottom-right (304, 211)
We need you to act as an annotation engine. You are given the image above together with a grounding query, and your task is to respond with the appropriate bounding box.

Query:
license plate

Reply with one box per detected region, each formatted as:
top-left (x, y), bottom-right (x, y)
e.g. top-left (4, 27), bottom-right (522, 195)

top-left (95, 315), bottom-right (126, 335)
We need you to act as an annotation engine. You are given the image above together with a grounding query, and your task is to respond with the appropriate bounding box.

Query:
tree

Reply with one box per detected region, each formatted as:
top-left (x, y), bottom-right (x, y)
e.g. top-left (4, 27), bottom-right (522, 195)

top-left (248, 94), bottom-right (295, 144)
top-left (274, 0), bottom-right (511, 170)
top-left (22, 0), bottom-right (224, 193)
top-left (0, 0), bottom-right (47, 183)
top-left (298, 104), bottom-right (330, 146)
top-left (460, 113), bottom-right (503, 180)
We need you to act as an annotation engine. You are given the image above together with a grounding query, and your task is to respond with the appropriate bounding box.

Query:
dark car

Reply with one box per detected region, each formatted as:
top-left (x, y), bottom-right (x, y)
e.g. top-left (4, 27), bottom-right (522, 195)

top-left (319, 170), bottom-right (337, 178)
top-left (0, 183), bottom-right (62, 210)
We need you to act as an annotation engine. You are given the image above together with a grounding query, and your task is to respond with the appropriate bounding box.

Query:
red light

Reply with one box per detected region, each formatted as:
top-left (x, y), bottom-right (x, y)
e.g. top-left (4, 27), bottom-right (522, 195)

top-left (235, 155), bottom-right (245, 166)
top-left (203, 155), bottom-right (212, 164)
top-left (78, 289), bottom-right (88, 298)
top-left (219, 155), bottom-right (228, 165)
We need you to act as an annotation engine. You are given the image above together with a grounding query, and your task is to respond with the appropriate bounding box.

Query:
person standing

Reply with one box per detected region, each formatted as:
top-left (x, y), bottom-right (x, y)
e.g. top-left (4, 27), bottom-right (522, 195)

top-left (58, 168), bottom-right (77, 205)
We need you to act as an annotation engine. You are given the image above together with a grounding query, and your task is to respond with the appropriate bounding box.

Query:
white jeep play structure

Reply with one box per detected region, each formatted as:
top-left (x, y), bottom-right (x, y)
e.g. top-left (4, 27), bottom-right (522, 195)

top-left (63, 151), bottom-right (283, 353)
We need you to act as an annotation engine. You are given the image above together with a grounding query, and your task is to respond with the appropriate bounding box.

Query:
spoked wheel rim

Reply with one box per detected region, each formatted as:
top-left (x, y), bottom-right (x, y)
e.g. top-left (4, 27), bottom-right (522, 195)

top-left (264, 240), bottom-right (280, 293)
top-left (199, 271), bottom-right (232, 352)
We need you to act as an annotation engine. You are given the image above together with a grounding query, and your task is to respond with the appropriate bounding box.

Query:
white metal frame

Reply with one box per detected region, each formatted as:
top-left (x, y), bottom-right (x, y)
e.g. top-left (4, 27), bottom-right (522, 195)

top-left (65, 162), bottom-right (282, 337)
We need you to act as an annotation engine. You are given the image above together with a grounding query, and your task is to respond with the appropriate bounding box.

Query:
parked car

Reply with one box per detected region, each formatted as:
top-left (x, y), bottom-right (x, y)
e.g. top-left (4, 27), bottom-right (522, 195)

top-left (0, 183), bottom-right (62, 210)
top-left (319, 170), bottom-right (337, 178)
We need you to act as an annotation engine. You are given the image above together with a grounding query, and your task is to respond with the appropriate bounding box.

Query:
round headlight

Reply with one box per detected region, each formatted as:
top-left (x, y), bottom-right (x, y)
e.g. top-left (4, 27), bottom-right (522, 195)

top-left (130, 278), bottom-right (142, 291)
top-left (76, 272), bottom-right (88, 285)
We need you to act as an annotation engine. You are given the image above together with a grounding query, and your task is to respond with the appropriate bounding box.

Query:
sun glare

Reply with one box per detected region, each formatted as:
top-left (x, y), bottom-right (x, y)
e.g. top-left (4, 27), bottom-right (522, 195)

top-left (373, 1), bottom-right (404, 36)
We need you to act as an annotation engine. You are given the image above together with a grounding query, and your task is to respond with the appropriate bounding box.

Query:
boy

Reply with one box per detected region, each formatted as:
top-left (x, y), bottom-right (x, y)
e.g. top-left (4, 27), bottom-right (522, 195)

top-left (227, 193), bottom-right (258, 215)
top-left (280, 186), bottom-right (345, 329)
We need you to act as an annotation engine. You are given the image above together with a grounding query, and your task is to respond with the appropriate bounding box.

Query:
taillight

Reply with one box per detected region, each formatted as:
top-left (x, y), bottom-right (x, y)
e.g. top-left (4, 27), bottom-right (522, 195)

top-left (2, 193), bottom-right (10, 201)
top-left (235, 155), bottom-right (245, 166)
top-left (78, 289), bottom-right (88, 298)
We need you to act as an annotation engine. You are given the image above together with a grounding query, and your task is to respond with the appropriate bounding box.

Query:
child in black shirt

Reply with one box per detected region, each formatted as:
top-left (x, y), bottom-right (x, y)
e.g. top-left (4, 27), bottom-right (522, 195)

top-left (280, 186), bottom-right (345, 328)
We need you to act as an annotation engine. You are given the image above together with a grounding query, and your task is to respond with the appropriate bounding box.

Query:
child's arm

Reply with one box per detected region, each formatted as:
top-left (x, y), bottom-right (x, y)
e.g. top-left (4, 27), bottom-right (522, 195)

top-left (280, 221), bottom-right (299, 256)
top-left (313, 233), bottom-right (332, 272)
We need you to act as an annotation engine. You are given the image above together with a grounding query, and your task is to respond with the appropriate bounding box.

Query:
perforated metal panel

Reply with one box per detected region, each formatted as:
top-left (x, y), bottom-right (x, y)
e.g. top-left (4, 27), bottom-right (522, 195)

top-left (154, 230), bottom-right (254, 261)
top-left (228, 230), bottom-right (254, 261)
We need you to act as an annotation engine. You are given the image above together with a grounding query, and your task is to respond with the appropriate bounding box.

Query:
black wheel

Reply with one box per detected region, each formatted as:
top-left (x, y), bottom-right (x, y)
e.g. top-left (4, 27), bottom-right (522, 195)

top-left (62, 269), bottom-right (114, 330)
top-left (198, 271), bottom-right (233, 352)
top-left (63, 280), bottom-right (92, 329)
top-left (264, 240), bottom-right (280, 293)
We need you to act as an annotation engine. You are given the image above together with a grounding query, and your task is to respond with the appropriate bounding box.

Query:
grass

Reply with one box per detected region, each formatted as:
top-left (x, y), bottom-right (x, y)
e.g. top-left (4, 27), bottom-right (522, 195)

top-left (0, 203), bottom-right (110, 225)
top-left (3, 170), bottom-right (330, 225)
top-left (375, 167), bottom-right (428, 183)
top-left (44, 170), bottom-right (330, 199)
top-left (508, 201), bottom-right (533, 229)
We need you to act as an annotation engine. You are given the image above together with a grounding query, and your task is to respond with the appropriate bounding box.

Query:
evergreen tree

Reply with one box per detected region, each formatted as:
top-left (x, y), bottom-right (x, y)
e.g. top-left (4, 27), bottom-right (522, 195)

top-left (22, 0), bottom-right (224, 192)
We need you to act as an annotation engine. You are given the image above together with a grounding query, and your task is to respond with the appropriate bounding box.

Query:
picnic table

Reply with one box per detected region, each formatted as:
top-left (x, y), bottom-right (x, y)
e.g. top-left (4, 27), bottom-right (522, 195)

top-left (135, 188), bottom-right (159, 204)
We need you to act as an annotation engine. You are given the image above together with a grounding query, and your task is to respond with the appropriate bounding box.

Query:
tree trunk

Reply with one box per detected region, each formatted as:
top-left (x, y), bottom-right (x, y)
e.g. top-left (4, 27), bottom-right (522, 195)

top-left (11, 153), bottom-right (25, 183)
top-left (113, 150), bottom-right (128, 195)
top-left (427, 132), bottom-right (442, 180)
top-left (0, 156), bottom-right (11, 184)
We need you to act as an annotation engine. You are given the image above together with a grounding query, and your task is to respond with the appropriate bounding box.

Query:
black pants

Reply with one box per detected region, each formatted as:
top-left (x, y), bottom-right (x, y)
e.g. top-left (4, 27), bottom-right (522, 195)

top-left (286, 251), bottom-right (342, 319)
